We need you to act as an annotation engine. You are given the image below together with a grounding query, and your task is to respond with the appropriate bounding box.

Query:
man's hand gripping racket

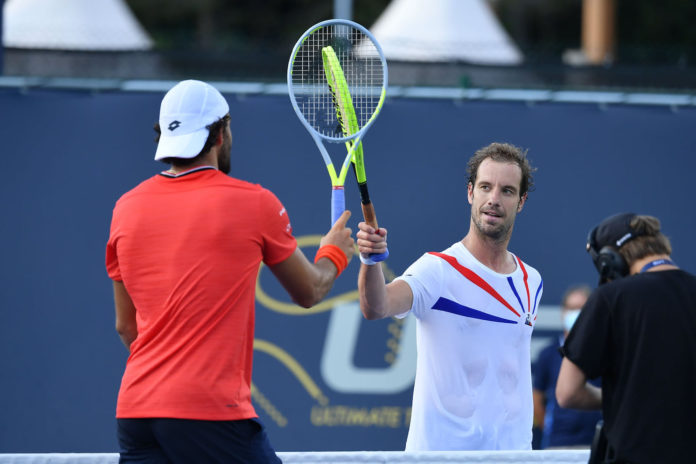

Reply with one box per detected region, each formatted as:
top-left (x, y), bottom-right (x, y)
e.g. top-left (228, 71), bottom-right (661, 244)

top-left (287, 19), bottom-right (388, 263)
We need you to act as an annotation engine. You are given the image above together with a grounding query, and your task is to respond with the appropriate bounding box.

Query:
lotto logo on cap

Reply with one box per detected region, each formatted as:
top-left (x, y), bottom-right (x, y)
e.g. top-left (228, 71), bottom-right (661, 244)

top-left (154, 80), bottom-right (230, 161)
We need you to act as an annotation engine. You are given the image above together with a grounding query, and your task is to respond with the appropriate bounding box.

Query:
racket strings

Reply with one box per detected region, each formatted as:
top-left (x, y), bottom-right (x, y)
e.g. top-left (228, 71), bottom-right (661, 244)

top-left (291, 24), bottom-right (384, 140)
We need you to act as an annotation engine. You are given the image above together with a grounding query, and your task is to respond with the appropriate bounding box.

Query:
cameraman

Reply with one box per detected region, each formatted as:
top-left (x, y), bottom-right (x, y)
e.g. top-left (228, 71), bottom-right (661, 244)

top-left (556, 213), bottom-right (696, 464)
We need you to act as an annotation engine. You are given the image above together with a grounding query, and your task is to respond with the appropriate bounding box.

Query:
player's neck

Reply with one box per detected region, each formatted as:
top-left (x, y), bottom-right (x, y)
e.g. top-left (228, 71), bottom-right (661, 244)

top-left (167, 152), bottom-right (218, 174)
top-left (461, 233), bottom-right (516, 274)
top-left (629, 254), bottom-right (677, 275)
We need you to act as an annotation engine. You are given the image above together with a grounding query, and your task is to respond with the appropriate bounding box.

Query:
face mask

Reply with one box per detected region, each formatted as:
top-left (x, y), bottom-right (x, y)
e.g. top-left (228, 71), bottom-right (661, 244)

top-left (562, 309), bottom-right (581, 332)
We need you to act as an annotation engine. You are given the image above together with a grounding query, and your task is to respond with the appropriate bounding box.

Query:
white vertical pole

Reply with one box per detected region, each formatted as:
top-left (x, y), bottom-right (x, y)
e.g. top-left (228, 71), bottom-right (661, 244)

top-left (334, 0), bottom-right (353, 20)
top-left (0, 0), bottom-right (4, 75)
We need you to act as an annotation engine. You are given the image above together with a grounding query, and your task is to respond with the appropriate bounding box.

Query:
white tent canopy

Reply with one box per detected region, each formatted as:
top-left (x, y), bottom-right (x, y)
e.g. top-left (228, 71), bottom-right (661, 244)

top-left (3, 0), bottom-right (152, 51)
top-left (370, 0), bottom-right (522, 65)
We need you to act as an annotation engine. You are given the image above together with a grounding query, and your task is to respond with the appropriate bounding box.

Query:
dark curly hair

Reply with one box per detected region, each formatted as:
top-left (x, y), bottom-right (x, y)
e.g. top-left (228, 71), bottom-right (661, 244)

top-left (466, 142), bottom-right (536, 199)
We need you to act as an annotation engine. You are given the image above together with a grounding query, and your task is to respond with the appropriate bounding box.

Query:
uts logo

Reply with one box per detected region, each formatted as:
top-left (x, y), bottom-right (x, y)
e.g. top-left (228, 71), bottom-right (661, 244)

top-left (168, 120), bottom-right (182, 131)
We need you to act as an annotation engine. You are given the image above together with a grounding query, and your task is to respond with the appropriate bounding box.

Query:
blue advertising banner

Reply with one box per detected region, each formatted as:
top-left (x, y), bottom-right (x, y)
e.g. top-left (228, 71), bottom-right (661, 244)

top-left (0, 85), bottom-right (695, 452)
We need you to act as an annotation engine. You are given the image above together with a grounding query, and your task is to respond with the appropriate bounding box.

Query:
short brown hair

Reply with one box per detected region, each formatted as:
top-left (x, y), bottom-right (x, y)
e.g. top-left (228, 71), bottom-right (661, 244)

top-left (619, 215), bottom-right (672, 266)
top-left (561, 284), bottom-right (592, 309)
top-left (467, 142), bottom-right (536, 198)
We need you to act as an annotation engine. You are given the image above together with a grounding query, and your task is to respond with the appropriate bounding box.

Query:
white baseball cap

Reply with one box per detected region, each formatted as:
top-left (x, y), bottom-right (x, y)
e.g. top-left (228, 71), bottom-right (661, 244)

top-left (154, 80), bottom-right (230, 160)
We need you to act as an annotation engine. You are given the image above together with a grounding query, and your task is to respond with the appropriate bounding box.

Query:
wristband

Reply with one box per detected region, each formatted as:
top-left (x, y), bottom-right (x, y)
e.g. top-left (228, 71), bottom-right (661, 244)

top-left (359, 254), bottom-right (379, 265)
top-left (314, 244), bottom-right (349, 277)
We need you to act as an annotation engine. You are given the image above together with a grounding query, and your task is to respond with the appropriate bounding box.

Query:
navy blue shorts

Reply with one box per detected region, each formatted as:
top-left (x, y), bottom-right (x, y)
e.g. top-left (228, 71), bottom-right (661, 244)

top-left (117, 418), bottom-right (282, 464)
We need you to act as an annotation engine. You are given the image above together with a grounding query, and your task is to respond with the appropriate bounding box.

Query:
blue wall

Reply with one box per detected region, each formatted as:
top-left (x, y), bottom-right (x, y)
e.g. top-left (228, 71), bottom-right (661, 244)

top-left (1, 86), bottom-right (695, 452)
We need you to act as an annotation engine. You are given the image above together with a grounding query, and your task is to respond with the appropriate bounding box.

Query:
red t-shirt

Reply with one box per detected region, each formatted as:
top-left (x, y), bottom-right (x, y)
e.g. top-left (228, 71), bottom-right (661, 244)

top-left (105, 168), bottom-right (296, 420)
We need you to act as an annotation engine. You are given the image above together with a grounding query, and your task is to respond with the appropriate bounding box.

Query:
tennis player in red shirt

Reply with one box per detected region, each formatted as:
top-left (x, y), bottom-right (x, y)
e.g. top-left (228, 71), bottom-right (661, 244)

top-left (106, 80), bottom-right (354, 463)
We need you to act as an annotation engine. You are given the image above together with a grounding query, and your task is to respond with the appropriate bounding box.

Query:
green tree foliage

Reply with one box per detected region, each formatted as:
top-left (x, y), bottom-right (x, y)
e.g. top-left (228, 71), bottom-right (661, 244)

top-left (125, 0), bottom-right (696, 83)
top-left (494, 0), bottom-right (696, 65)
top-left (616, 0), bottom-right (696, 64)
top-left (126, 0), bottom-right (390, 52)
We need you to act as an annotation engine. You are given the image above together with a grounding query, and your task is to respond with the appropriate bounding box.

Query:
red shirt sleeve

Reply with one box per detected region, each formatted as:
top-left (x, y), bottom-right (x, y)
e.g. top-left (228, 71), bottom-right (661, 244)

top-left (105, 212), bottom-right (122, 281)
top-left (259, 188), bottom-right (297, 266)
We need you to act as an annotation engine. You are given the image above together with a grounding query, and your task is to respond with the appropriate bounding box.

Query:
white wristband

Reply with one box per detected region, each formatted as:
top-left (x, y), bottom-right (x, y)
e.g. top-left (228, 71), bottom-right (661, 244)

top-left (360, 254), bottom-right (378, 265)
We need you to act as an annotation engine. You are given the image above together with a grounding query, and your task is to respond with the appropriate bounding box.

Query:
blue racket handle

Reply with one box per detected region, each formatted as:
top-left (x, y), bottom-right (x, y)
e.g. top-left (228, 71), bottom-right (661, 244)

top-left (372, 249), bottom-right (389, 262)
top-left (331, 187), bottom-right (345, 225)
top-left (361, 249), bottom-right (389, 264)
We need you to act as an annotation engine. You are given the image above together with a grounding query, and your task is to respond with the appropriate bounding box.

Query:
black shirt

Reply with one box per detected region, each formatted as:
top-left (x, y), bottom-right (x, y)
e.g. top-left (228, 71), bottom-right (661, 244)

top-left (562, 270), bottom-right (696, 464)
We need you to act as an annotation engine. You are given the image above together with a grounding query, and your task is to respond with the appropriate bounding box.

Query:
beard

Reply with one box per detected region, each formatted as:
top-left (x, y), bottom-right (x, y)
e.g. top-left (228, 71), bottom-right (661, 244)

top-left (472, 209), bottom-right (513, 242)
top-left (218, 135), bottom-right (232, 174)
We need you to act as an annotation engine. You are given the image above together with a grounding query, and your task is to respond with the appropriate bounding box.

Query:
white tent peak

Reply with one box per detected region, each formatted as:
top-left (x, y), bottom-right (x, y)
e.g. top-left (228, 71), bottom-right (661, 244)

top-left (370, 0), bottom-right (523, 65)
top-left (3, 0), bottom-right (153, 51)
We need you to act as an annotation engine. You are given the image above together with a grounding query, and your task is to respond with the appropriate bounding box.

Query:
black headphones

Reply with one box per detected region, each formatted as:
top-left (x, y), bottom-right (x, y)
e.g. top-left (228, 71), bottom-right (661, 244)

top-left (586, 227), bottom-right (628, 284)
top-left (587, 213), bottom-right (653, 284)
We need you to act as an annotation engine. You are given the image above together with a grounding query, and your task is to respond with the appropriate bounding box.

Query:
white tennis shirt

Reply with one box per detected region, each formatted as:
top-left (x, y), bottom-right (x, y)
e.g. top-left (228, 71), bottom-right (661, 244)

top-left (395, 241), bottom-right (543, 451)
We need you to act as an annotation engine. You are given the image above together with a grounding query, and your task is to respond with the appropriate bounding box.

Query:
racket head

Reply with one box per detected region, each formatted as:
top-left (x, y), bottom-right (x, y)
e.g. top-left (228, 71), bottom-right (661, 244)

top-left (287, 19), bottom-right (388, 144)
top-left (323, 49), bottom-right (368, 187)
top-left (323, 44), bottom-right (388, 262)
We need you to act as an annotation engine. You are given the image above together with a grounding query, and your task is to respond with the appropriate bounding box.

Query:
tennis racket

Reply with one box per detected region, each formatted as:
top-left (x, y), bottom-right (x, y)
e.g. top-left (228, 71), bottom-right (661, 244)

top-left (321, 45), bottom-right (388, 262)
top-left (287, 19), bottom-right (388, 262)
